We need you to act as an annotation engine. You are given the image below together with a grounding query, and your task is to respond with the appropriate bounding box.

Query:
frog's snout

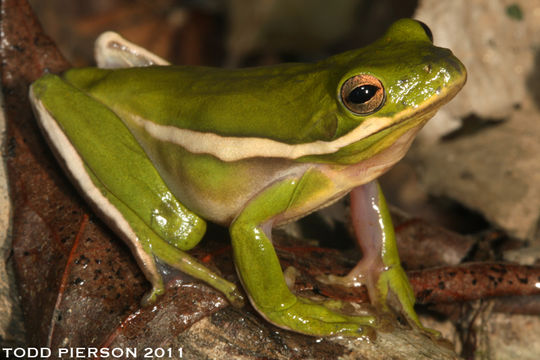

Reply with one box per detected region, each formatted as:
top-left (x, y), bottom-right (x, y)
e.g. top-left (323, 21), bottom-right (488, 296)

top-left (424, 47), bottom-right (467, 86)
top-left (443, 48), bottom-right (467, 79)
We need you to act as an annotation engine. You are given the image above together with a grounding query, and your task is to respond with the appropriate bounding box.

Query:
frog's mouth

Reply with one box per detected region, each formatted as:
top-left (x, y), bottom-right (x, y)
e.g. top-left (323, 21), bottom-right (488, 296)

top-left (370, 74), bottom-right (466, 139)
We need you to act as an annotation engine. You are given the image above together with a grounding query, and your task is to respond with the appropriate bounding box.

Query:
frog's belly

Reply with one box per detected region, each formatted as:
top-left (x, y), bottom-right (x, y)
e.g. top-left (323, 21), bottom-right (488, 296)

top-left (139, 140), bottom-right (310, 225)
top-left (131, 123), bottom-right (421, 226)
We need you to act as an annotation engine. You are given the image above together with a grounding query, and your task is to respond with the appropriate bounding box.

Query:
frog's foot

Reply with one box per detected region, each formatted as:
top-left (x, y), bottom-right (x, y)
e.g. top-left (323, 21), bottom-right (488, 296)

top-left (316, 258), bottom-right (371, 288)
top-left (137, 247), bottom-right (245, 308)
top-left (378, 264), bottom-right (441, 337)
top-left (319, 262), bottom-right (440, 336)
top-left (150, 236), bottom-right (245, 308)
top-left (261, 296), bottom-right (376, 337)
top-left (141, 282), bottom-right (166, 307)
top-left (316, 272), bottom-right (366, 288)
top-left (377, 264), bottom-right (415, 312)
top-left (219, 286), bottom-right (245, 308)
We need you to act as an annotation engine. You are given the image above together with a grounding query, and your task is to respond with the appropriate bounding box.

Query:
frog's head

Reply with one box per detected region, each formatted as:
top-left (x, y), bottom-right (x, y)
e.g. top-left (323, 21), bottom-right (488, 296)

top-left (302, 18), bottom-right (467, 165)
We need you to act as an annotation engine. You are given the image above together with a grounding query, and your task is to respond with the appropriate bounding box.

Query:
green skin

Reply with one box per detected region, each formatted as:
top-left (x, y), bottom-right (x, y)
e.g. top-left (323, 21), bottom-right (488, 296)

top-left (29, 19), bottom-right (466, 336)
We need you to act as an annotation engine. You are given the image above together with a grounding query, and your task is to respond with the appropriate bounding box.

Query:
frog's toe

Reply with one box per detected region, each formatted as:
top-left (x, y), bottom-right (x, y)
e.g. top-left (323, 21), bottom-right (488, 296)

top-left (292, 312), bottom-right (376, 337)
top-left (379, 265), bottom-right (416, 314)
top-left (141, 284), bottom-right (165, 307)
top-left (316, 273), bottom-right (365, 288)
top-left (378, 265), bottom-right (441, 336)
top-left (265, 297), bottom-right (377, 337)
top-left (223, 287), bottom-right (246, 308)
top-left (315, 320), bottom-right (376, 338)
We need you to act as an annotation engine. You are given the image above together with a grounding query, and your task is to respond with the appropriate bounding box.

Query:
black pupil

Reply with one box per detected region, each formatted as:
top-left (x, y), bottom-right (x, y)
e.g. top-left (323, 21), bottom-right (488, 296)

top-left (347, 85), bottom-right (378, 104)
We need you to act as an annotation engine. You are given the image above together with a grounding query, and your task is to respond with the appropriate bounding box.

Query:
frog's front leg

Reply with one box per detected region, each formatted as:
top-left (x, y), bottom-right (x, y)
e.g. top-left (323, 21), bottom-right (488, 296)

top-left (319, 181), bottom-right (423, 329)
top-left (230, 174), bottom-right (376, 336)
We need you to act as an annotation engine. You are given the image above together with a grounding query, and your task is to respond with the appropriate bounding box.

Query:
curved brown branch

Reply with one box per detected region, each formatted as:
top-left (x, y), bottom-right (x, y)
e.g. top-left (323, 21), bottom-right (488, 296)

top-left (409, 262), bottom-right (540, 304)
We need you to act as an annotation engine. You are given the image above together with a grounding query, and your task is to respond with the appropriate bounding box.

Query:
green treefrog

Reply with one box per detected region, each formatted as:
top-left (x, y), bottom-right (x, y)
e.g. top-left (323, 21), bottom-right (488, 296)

top-left (29, 19), bottom-right (466, 337)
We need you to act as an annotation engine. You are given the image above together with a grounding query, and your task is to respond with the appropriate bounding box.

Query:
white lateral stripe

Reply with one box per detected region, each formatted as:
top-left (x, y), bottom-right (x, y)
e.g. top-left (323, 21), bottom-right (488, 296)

top-left (127, 84), bottom-right (453, 162)
top-left (129, 113), bottom-right (394, 161)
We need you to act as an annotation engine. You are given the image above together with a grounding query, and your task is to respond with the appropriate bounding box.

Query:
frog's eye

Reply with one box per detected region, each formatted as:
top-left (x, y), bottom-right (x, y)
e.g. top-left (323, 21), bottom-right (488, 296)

top-left (341, 74), bottom-right (385, 115)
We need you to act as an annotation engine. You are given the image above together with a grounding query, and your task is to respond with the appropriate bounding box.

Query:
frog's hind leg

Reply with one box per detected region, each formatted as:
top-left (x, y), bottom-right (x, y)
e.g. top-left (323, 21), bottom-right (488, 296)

top-left (84, 166), bottom-right (244, 306)
top-left (317, 181), bottom-right (436, 334)
top-left (30, 75), bottom-right (243, 307)
top-left (83, 174), bottom-right (243, 307)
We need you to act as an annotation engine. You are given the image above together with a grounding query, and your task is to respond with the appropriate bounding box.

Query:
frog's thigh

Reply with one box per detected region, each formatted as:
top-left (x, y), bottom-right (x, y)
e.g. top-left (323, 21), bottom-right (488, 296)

top-left (31, 74), bottom-right (206, 252)
top-left (86, 173), bottom-right (167, 305)
top-left (86, 168), bottom-right (244, 307)
top-left (31, 76), bottom-right (243, 306)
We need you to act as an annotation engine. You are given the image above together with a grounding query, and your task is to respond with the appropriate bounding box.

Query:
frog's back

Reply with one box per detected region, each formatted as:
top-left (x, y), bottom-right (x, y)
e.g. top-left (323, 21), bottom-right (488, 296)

top-left (63, 63), bottom-right (341, 145)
